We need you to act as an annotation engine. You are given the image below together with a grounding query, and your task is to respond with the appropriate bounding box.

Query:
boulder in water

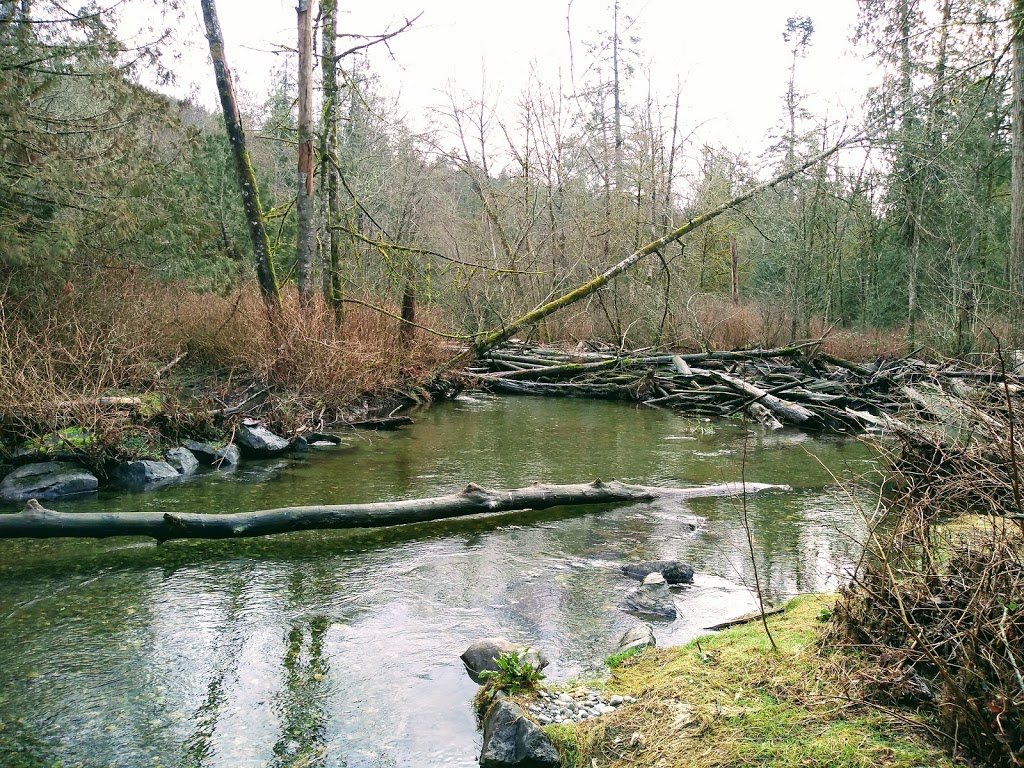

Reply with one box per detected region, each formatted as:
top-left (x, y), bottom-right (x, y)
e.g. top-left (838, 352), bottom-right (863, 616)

top-left (0, 462), bottom-right (98, 501)
top-left (461, 638), bottom-right (549, 684)
top-left (617, 623), bottom-right (656, 653)
top-left (621, 559), bottom-right (694, 584)
top-left (165, 446), bottom-right (199, 475)
top-left (113, 460), bottom-right (180, 489)
top-left (479, 700), bottom-right (560, 767)
top-left (237, 424), bottom-right (290, 456)
top-left (621, 572), bottom-right (677, 620)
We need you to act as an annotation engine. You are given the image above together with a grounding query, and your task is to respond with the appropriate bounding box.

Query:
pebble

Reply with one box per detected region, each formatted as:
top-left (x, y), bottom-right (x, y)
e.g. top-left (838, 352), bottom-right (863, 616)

top-left (521, 686), bottom-right (632, 724)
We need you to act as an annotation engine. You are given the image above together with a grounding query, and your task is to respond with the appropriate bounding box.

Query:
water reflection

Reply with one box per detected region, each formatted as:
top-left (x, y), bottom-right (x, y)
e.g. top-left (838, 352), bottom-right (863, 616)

top-left (0, 395), bottom-right (875, 767)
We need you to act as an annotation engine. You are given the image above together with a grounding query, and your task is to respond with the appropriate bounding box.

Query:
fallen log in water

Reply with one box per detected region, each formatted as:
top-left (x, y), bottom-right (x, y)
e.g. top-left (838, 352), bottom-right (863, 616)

top-left (468, 341), bottom-right (1024, 435)
top-left (0, 480), bottom-right (787, 541)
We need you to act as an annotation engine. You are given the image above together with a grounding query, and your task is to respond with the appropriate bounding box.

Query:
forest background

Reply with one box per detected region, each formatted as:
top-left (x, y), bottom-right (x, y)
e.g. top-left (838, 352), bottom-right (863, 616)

top-left (2, 0), bottom-right (1021, 432)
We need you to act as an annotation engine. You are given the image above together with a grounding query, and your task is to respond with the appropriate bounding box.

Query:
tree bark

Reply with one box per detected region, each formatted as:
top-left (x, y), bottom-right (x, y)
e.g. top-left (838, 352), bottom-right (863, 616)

top-left (200, 0), bottom-right (281, 312)
top-left (321, 0), bottom-right (344, 323)
top-left (454, 137), bottom-right (858, 364)
top-left (296, 0), bottom-right (315, 304)
top-left (1012, 0), bottom-right (1024, 343)
top-left (0, 481), bottom-right (786, 541)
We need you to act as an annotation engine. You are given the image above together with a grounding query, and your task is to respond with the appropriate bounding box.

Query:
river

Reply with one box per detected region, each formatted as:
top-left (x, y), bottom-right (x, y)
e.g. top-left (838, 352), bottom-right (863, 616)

top-left (0, 394), bottom-right (875, 767)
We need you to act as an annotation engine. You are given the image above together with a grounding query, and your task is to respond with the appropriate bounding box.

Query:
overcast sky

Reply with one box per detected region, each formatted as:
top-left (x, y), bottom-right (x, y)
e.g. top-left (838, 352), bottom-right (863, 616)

top-left (144, 0), bottom-right (877, 157)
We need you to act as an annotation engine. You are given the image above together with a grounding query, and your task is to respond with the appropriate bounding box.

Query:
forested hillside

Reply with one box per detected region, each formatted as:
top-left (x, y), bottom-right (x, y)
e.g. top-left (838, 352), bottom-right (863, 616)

top-left (1, 0), bottom-right (1021, 422)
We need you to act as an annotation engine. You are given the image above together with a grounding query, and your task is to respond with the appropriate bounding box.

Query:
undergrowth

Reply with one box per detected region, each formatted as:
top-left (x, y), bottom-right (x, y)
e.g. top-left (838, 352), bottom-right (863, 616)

top-left (0, 271), bottom-right (450, 466)
top-left (831, 378), bottom-right (1024, 767)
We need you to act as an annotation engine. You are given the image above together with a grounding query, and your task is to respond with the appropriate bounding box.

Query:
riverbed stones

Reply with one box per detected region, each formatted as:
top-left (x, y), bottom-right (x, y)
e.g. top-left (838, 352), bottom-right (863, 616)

top-left (618, 623), bottom-right (657, 653)
top-left (236, 423), bottom-right (289, 456)
top-left (0, 461), bottom-right (98, 501)
top-left (525, 688), bottom-right (634, 725)
top-left (479, 700), bottom-right (560, 767)
top-left (461, 638), bottom-right (549, 684)
top-left (621, 559), bottom-right (695, 584)
top-left (621, 572), bottom-right (677, 620)
top-left (113, 460), bottom-right (180, 489)
top-left (165, 446), bottom-right (199, 476)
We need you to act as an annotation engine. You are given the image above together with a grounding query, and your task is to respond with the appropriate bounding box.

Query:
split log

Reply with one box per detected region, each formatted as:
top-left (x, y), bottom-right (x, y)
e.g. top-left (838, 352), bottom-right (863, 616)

top-left (0, 480), bottom-right (788, 541)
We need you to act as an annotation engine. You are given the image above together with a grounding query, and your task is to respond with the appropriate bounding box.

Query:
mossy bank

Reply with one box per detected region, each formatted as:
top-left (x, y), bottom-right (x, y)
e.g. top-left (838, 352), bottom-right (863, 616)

top-left (546, 595), bottom-right (953, 768)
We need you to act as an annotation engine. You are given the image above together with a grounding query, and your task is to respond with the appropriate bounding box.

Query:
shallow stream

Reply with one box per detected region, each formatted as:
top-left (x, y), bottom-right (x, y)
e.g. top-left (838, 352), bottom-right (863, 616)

top-left (0, 394), bottom-right (875, 767)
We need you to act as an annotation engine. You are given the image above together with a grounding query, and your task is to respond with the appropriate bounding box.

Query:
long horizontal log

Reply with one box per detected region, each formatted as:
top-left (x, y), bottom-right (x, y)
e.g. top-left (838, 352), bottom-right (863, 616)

top-left (0, 480), bottom-right (788, 542)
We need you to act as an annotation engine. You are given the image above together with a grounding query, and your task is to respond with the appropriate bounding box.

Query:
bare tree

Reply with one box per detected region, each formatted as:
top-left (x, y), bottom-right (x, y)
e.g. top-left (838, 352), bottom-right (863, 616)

top-left (200, 0), bottom-right (281, 311)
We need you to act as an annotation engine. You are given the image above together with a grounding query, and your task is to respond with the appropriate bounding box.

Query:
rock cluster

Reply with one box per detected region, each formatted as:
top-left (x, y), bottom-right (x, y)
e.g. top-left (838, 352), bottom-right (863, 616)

top-left (0, 423), bottom-right (347, 502)
top-left (524, 688), bottom-right (636, 725)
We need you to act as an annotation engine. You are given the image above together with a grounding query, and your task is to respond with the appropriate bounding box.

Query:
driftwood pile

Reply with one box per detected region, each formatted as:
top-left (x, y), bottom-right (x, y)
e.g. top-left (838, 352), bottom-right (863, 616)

top-left (468, 341), bottom-right (1023, 434)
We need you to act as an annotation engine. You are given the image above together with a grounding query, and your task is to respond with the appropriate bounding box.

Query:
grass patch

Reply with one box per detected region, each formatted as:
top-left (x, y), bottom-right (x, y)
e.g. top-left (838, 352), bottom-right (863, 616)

top-left (604, 645), bottom-right (646, 669)
top-left (548, 595), bottom-right (953, 768)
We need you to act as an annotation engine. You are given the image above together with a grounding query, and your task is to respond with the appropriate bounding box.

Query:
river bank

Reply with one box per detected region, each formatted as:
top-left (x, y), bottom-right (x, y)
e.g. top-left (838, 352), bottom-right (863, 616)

top-left (539, 595), bottom-right (954, 768)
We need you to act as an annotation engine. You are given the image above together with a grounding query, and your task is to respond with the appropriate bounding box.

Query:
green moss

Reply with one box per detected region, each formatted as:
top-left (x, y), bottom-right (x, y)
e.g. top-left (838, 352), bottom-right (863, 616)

top-left (551, 595), bottom-right (955, 768)
top-left (21, 427), bottom-right (95, 454)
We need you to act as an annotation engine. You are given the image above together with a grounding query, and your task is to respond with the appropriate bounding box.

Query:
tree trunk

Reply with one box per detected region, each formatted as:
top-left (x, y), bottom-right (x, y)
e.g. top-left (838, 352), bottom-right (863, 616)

top-left (454, 137), bottom-right (857, 363)
top-left (730, 235), bottom-right (739, 305)
top-left (321, 0), bottom-right (344, 324)
top-left (200, 0), bottom-right (281, 312)
top-left (296, 0), bottom-right (315, 304)
top-left (399, 278), bottom-right (416, 347)
top-left (1013, 0), bottom-right (1024, 343)
top-left (0, 481), bottom-right (786, 541)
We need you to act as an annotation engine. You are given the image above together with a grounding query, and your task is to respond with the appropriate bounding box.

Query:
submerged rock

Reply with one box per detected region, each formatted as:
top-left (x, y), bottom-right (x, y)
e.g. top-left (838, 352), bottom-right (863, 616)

top-left (621, 559), bottom-right (695, 584)
top-left (0, 462), bottom-right (98, 501)
top-left (461, 639), bottom-right (549, 684)
top-left (237, 424), bottom-right (289, 456)
top-left (618, 623), bottom-right (657, 653)
top-left (621, 572), bottom-right (677, 620)
top-left (479, 700), bottom-right (560, 767)
top-left (112, 460), bottom-right (180, 489)
top-left (165, 446), bottom-right (199, 476)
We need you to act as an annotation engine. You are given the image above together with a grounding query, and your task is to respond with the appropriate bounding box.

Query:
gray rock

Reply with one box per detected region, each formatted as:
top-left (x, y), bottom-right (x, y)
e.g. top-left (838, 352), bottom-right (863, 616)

top-left (237, 424), bottom-right (289, 456)
top-left (618, 623), bottom-right (657, 653)
top-left (0, 462), bottom-right (98, 501)
top-left (165, 447), bottom-right (199, 476)
top-left (215, 443), bottom-right (241, 467)
top-left (113, 460), bottom-right (180, 489)
top-left (461, 638), bottom-right (549, 685)
top-left (621, 572), bottom-right (677, 620)
top-left (479, 700), bottom-right (560, 768)
top-left (621, 559), bottom-right (695, 584)
top-left (181, 439), bottom-right (218, 464)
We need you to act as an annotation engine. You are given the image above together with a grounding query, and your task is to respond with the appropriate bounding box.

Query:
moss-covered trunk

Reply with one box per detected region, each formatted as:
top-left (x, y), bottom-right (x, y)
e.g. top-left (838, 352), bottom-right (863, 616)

top-left (200, 0), bottom-right (281, 313)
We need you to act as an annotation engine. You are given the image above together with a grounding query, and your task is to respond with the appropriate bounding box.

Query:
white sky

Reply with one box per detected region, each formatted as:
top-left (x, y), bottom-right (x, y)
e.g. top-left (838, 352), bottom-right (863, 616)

top-left (145, 0), bottom-right (877, 157)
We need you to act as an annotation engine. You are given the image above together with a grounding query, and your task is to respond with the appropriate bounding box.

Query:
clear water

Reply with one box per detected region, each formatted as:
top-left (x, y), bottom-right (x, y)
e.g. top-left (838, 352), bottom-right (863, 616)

top-left (0, 394), bottom-right (876, 767)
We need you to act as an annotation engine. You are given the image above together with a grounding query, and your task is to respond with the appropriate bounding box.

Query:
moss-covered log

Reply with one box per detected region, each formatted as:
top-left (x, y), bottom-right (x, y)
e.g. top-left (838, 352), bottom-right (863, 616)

top-left (0, 480), bottom-right (787, 541)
